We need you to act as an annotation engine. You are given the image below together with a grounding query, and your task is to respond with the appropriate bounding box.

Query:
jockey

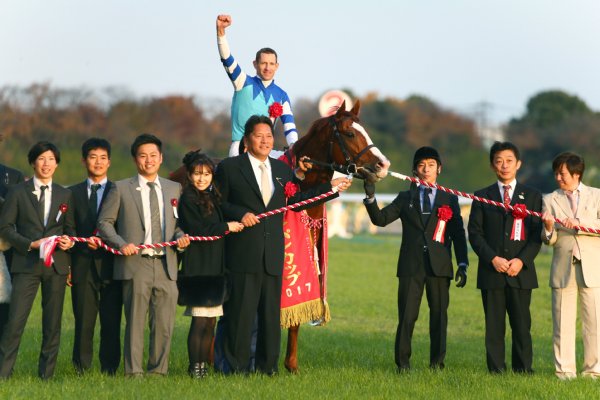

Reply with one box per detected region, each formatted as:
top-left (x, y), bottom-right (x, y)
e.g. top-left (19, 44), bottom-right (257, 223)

top-left (216, 14), bottom-right (299, 157)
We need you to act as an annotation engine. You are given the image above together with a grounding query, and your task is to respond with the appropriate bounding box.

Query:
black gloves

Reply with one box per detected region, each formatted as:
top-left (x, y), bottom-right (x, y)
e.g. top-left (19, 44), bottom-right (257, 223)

top-left (363, 180), bottom-right (375, 199)
top-left (455, 265), bottom-right (467, 288)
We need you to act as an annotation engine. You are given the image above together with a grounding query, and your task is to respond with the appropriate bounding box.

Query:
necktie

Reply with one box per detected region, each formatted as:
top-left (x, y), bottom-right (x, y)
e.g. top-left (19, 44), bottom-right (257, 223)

top-left (259, 163), bottom-right (271, 206)
top-left (421, 187), bottom-right (432, 225)
top-left (503, 185), bottom-right (511, 206)
top-left (39, 185), bottom-right (48, 225)
top-left (89, 183), bottom-right (101, 221)
top-left (566, 191), bottom-right (581, 260)
top-left (147, 182), bottom-right (163, 251)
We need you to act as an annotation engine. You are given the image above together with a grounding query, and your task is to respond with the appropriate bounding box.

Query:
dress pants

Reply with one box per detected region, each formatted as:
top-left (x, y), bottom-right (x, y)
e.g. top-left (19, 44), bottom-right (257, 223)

top-left (395, 270), bottom-right (450, 369)
top-left (224, 270), bottom-right (282, 374)
top-left (0, 265), bottom-right (67, 379)
top-left (552, 260), bottom-right (600, 378)
top-left (71, 264), bottom-right (122, 374)
top-left (480, 286), bottom-right (532, 373)
top-left (122, 257), bottom-right (177, 375)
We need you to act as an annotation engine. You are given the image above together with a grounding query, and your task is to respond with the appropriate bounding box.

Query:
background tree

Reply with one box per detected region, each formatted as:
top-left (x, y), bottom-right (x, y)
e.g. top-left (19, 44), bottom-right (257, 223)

top-left (506, 90), bottom-right (600, 192)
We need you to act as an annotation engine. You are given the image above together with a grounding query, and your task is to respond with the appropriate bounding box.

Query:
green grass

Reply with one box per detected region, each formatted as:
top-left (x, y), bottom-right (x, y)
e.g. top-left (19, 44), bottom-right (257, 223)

top-left (0, 235), bottom-right (598, 399)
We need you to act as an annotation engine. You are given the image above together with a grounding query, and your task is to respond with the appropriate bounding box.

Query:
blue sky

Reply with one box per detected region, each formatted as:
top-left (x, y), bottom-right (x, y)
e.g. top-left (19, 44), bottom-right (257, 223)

top-left (2, 0), bottom-right (599, 123)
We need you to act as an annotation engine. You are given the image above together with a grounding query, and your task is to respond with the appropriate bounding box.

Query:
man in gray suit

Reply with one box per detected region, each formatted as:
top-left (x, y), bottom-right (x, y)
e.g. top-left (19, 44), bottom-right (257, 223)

top-left (98, 134), bottom-right (190, 376)
top-left (541, 152), bottom-right (600, 380)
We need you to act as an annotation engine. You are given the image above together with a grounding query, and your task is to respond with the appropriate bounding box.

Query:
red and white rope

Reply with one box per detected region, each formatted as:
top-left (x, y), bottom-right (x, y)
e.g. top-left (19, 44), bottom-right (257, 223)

top-left (388, 171), bottom-right (600, 235)
top-left (60, 188), bottom-right (339, 256)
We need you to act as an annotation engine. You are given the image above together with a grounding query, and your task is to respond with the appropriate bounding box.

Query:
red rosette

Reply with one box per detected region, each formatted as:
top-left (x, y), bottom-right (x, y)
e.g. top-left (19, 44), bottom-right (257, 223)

top-left (433, 205), bottom-right (453, 243)
top-left (59, 203), bottom-right (68, 213)
top-left (437, 205), bottom-right (453, 221)
top-left (510, 203), bottom-right (527, 241)
top-left (268, 102), bottom-right (283, 119)
top-left (171, 198), bottom-right (178, 207)
top-left (511, 203), bottom-right (528, 219)
top-left (284, 182), bottom-right (299, 199)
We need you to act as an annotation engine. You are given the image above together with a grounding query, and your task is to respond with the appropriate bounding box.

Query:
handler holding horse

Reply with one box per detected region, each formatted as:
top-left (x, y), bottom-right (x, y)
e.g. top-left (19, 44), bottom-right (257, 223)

top-left (215, 115), bottom-right (351, 375)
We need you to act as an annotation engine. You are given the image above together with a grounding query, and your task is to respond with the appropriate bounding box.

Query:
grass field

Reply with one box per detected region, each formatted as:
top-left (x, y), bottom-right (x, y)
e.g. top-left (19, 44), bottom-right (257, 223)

top-left (0, 234), bottom-right (598, 399)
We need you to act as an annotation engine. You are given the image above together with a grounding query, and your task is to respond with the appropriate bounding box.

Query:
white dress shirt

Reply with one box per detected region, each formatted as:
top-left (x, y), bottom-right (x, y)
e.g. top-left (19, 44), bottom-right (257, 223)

top-left (137, 175), bottom-right (165, 256)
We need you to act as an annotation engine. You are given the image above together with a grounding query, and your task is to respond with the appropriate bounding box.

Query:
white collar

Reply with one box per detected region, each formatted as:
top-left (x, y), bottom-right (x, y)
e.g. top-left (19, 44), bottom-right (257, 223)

top-left (138, 175), bottom-right (161, 189)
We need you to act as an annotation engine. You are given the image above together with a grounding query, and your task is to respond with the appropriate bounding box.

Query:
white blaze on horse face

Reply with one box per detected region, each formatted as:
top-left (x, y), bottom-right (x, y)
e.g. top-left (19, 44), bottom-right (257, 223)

top-left (351, 122), bottom-right (390, 177)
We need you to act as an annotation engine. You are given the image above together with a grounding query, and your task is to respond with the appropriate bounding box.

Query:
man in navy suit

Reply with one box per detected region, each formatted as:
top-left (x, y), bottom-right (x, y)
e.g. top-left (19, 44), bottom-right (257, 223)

top-left (363, 147), bottom-right (469, 371)
top-left (0, 141), bottom-right (75, 379)
top-left (69, 138), bottom-right (122, 375)
top-left (216, 115), bottom-right (351, 374)
top-left (468, 141), bottom-right (542, 374)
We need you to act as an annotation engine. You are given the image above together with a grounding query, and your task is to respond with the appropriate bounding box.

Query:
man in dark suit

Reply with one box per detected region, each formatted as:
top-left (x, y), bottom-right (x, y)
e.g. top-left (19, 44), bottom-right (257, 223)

top-left (0, 141), bottom-right (75, 380)
top-left (216, 115), bottom-right (350, 374)
top-left (0, 160), bottom-right (25, 339)
top-left (98, 134), bottom-right (190, 376)
top-left (468, 141), bottom-right (542, 374)
top-left (69, 138), bottom-right (122, 375)
top-left (363, 146), bottom-right (468, 372)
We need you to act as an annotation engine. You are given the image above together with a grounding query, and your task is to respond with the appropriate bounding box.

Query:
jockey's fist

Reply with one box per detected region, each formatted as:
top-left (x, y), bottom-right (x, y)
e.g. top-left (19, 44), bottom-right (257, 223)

top-left (216, 14), bottom-right (232, 36)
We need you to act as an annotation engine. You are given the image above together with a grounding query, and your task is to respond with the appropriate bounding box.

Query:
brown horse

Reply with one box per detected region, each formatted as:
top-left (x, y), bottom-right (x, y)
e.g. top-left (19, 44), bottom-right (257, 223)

top-left (282, 99), bottom-right (389, 373)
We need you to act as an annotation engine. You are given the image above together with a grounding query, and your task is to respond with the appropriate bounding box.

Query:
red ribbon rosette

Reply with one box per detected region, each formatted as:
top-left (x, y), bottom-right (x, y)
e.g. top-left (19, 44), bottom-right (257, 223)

top-left (171, 198), bottom-right (179, 218)
top-left (433, 205), bottom-right (453, 243)
top-left (268, 102), bottom-right (283, 119)
top-left (510, 203), bottom-right (528, 241)
top-left (284, 182), bottom-right (299, 199)
top-left (56, 203), bottom-right (68, 222)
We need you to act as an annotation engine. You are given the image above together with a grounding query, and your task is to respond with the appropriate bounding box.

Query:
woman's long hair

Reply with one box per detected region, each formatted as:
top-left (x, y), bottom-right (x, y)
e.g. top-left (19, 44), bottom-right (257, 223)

top-left (182, 151), bottom-right (221, 216)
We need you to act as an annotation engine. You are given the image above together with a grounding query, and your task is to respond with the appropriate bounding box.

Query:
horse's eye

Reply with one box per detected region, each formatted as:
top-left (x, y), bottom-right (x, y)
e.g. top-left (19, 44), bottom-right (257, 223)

top-left (343, 131), bottom-right (355, 138)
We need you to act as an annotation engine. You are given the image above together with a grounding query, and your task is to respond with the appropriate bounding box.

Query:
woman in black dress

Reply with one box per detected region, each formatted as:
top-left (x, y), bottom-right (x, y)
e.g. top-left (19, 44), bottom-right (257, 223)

top-left (178, 151), bottom-right (243, 378)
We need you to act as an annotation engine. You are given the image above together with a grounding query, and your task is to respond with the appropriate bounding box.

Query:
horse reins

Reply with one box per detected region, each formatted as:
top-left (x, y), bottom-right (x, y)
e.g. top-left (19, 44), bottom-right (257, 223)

top-left (302, 116), bottom-right (375, 178)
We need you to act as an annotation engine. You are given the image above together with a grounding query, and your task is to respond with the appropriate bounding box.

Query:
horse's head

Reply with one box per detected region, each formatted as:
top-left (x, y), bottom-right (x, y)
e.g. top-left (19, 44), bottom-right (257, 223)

top-left (304, 100), bottom-right (390, 182)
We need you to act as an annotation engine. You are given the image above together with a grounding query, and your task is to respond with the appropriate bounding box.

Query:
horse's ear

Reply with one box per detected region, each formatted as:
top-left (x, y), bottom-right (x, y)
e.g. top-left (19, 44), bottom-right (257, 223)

top-left (350, 99), bottom-right (361, 116)
top-left (335, 101), bottom-right (347, 116)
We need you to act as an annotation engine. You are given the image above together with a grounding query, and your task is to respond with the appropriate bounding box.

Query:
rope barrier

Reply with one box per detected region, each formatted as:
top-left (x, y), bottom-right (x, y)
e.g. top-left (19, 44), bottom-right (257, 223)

top-left (387, 171), bottom-right (600, 235)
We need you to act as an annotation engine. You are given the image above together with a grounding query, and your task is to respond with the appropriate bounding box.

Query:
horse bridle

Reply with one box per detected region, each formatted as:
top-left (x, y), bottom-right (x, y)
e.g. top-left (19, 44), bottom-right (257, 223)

top-left (303, 116), bottom-right (375, 178)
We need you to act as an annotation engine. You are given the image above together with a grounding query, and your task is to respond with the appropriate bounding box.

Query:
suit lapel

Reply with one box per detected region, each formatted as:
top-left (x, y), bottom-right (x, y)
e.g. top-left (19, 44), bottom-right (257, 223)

top-left (511, 183), bottom-right (526, 206)
top-left (159, 177), bottom-right (174, 236)
top-left (239, 153), bottom-right (263, 201)
top-left (410, 185), bottom-right (425, 229)
top-left (554, 190), bottom-right (573, 218)
top-left (47, 183), bottom-right (63, 226)
top-left (25, 180), bottom-right (45, 227)
top-left (128, 177), bottom-right (146, 228)
top-left (97, 180), bottom-right (112, 215)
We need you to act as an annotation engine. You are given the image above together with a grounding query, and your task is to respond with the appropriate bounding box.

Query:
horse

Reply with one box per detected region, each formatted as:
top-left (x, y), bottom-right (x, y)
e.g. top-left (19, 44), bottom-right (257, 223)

top-left (281, 99), bottom-right (390, 373)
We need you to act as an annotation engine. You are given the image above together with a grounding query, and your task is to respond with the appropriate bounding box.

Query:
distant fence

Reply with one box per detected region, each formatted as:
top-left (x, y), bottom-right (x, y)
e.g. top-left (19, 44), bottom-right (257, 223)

top-left (326, 193), bottom-right (473, 238)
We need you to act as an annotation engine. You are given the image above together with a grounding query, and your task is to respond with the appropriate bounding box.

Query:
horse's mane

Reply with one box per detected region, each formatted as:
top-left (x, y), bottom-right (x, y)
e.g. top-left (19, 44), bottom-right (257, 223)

top-left (292, 116), bottom-right (331, 158)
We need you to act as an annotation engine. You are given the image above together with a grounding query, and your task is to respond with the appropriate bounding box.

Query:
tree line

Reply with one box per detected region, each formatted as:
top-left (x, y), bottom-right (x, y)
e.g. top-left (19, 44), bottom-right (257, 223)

top-left (1, 83), bottom-right (599, 193)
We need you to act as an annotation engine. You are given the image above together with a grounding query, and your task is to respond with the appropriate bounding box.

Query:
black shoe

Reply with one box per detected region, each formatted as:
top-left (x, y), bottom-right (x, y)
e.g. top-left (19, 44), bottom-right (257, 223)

top-left (189, 362), bottom-right (209, 379)
top-left (199, 362), bottom-right (209, 378)
top-left (397, 365), bottom-right (410, 374)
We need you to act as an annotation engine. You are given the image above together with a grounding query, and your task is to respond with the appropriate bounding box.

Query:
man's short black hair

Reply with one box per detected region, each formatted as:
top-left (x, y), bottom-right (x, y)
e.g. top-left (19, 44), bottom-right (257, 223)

top-left (255, 47), bottom-right (278, 63)
top-left (243, 115), bottom-right (273, 138)
top-left (28, 141), bottom-right (60, 165)
top-left (489, 141), bottom-right (520, 164)
top-left (131, 133), bottom-right (162, 157)
top-left (82, 137), bottom-right (111, 159)
top-left (552, 151), bottom-right (585, 179)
